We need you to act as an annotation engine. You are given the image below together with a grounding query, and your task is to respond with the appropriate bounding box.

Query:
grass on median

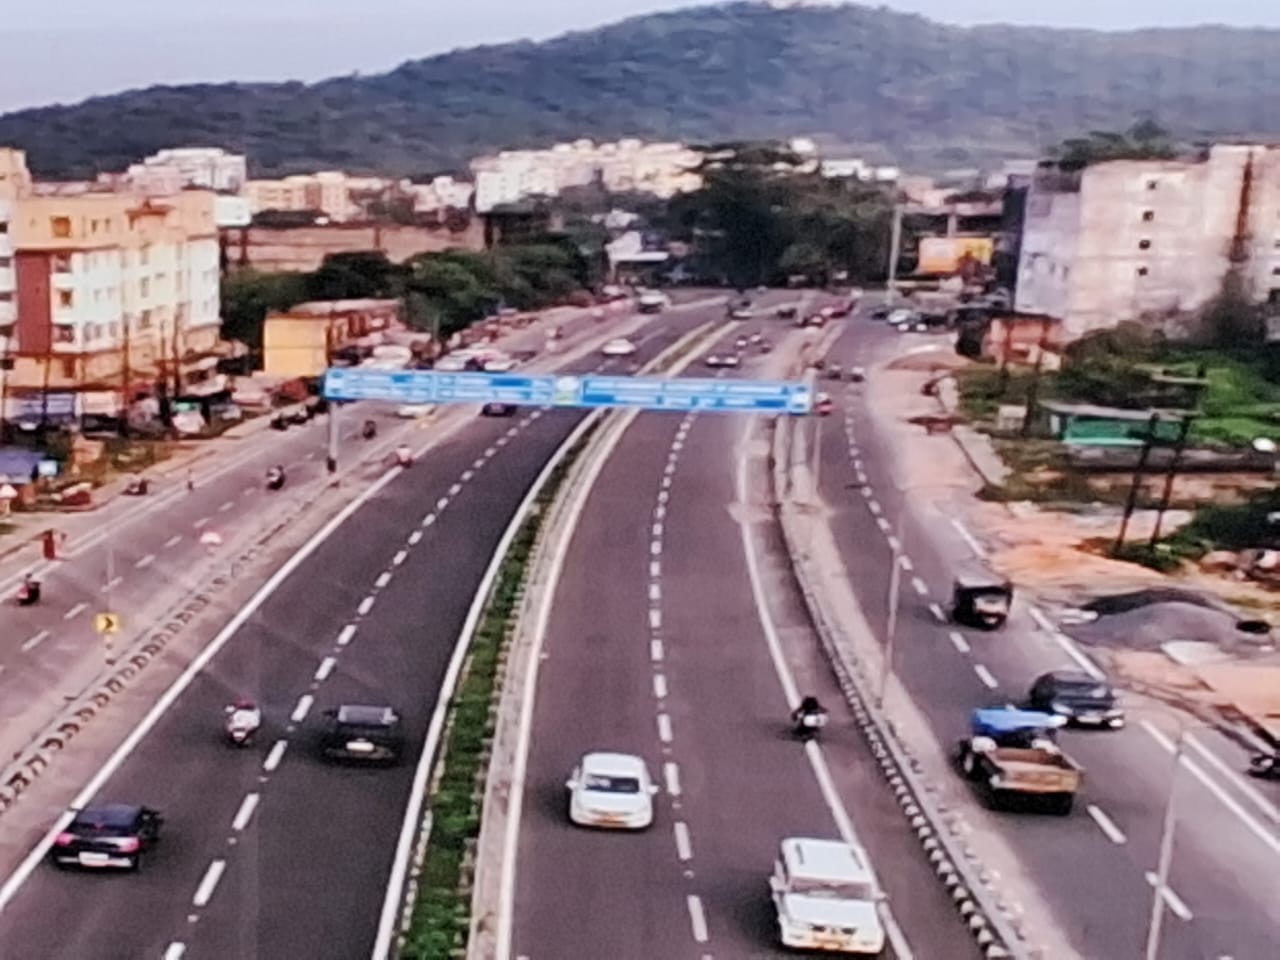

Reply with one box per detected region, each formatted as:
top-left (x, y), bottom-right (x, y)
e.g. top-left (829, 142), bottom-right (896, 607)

top-left (398, 433), bottom-right (590, 960)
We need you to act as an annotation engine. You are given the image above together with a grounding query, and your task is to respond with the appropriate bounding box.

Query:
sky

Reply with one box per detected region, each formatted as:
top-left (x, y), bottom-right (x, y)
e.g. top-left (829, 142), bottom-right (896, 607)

top-left (4, 0), bottom-right (1280, 113)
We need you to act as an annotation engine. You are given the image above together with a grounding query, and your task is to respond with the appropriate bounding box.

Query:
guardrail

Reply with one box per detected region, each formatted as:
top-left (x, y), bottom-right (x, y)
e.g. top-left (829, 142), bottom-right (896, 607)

top-left (771, 410), bottom-right (1036, 960)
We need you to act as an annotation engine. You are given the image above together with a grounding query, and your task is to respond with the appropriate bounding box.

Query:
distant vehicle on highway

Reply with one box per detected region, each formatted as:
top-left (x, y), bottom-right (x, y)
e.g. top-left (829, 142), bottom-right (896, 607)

top-left (729, 305), bottom-right (753, 319)
top-left (704, 353), bottom-right (741, 369)
top-left (775, 305), bottom-right (798, 320)
top-left (483, 355), bottom-right (518, 373)
top-left (734, 336), bottom-right (750, 349)
top-left (319, 705), bottom-right (405, 764)
top-left (1027, 671), bottom-right (1125, 729)
top-left (758, 338), bottom-right (775, 353)
top-left (433, 355), bottom-right (469, 372)
top-left (601, 338), bottom-right (638, 357)
top-left (869, 306), bottom-right (891, 322)
top-left (51, 803), bottom-right (163, 871)
top-left (956, 708), bottom-right (1079, 815)
top-left (769, 837), bottom-right (886, 954)
top-left (481, 402), bottom-right (518, 417)
top-left (637, 290), bottom-right (668, 313)
top-left (396, 404), bottom-right (434, 419)
top-left (813, 393), bottom-right (834, 416)
top-left (748, 331), bottom-right (763, 344)
top-left (566, 751), bottom-right (658, 829)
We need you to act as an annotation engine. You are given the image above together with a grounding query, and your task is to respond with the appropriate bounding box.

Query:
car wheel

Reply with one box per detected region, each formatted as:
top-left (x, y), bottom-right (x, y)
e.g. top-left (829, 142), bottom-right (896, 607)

top-left (127, 855), bottom-right (141, 872)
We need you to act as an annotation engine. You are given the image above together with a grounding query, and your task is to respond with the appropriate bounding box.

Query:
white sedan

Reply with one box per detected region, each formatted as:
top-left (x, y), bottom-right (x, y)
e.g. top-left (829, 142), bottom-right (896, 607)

top-left (601, 338), bottom-right (638, 357)
top-left (566, 752), bottom-right (658, 829)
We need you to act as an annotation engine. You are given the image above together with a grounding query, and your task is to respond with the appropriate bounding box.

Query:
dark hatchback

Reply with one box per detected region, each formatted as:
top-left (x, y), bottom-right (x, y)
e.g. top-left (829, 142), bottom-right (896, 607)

top-left (481, 402), bottom-right (518, 417)
top-left (319, 705), bottom-right (405, 763)
top-left (51, 803), bottom-right (163, 871)
top-left (1027, 671), bottom-right (1125, 729)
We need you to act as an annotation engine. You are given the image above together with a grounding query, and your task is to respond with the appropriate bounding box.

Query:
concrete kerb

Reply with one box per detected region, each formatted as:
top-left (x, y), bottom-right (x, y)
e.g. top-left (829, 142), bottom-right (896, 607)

top-left (769, 411), bottom-right (1033, 960)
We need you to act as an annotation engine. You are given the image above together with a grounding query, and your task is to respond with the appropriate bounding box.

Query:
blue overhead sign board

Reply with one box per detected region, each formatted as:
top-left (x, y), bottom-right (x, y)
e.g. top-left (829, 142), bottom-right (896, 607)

top-left (322, 368), bottom-right (812, 415)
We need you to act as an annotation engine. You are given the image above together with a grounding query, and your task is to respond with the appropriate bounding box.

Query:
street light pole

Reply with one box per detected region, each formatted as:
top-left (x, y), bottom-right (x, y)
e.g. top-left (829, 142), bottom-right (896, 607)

top-left (885, 204), bottom-right (903, 310)
top-left (1144, 727), bottom-right (1185, 960)
top-left (878, 512), bottom-right (905, 709)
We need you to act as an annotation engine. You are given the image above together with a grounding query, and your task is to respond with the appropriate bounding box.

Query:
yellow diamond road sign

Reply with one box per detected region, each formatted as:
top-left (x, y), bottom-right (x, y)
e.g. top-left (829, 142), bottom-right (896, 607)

top-left (95, 613), bottom-right (121, 635)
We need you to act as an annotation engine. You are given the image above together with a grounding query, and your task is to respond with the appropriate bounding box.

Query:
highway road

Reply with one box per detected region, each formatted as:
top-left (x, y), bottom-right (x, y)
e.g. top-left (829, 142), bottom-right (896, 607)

top-left (510, 319), bottom-right (981, 960)
top-left (0, 306), bottom-right (716, 960)
top-left (813, 309), bottom-right (1280, 959)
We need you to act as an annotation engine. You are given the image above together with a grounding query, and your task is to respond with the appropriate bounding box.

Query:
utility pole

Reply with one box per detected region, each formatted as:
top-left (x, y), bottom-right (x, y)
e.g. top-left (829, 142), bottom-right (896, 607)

top-left (1148, 414), bottom-right (1195, 547)
top-left (1020, 318), bottom-right (1053, 437)
top-left (1113, 413), bottom-right (1161, 556)
top-left (885, 203), bottom-right (903, 310)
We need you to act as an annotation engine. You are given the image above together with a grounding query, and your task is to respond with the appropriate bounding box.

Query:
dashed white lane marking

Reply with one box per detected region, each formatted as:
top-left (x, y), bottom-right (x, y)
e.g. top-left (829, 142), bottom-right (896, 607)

top-left (648, 582), bottom-right (662, 602)
top-left (948, 631), bottom-right (971, 654)
top-left (290, 694), bottom-right (314, 723)
top-left (64, 602), bottom-right (87, 621)
top-left (686, 894), bottom-right (709, 943)
top-left (449, 482), bottom-right (463, 496)
top-left (461, 471), bottom-right (474, 483)
top-left (193, 517), bottom-right (209, 529)
top-left (102, 576), bottom-right (123, 592)
top-left (21, 630), bottom-right (49, 653)
top-left (263, 740), bottom-right (288, 772)
top-left (337, 624), bottom-right (357, 647)
top-left (357, 595), bottom-right (375, 616)
top-left (650, 560), bottom-right (661, 578)
top-left (663, 462), bottom-right (676, 476)
top-left (674, 821), bottom-right (694, 861)
top-left (1182, 735), bottom-right (1280, 825)
top-left (973, 664), bottom-right (999, 689)
top-left (887, 537), bottom-right (902, 554)
top-left (650, 639), bottom-right (664, 662)
top-left (375, 571), bottom-right (392, 589)
top-left (506, 427), bottom-right (519, 437)
top-left (436, 497), bottom-right (449, 512)
top-left (910, 576), bottom-right (929, 596)
top-left (650, 540), bottom-right (662, 556)
top-left (473, 457), bottom-right (485, 470)
top-left (649, 608), bottom-right (662, 630)
top-left (314, 656), bottom-right (337, 682)
top-left (218, 500), bottom-right (234, 513)
top-left (664, 761), bottom-right (681, 797)
top-left (928, 602), bottom-right (946, 622)
top-left (1087, 804), bottom-right (1127, 844)
top-left (192, 859), bottom-right (227, 907)
top-left (392, 550), bottom-right (408, 567)
top-left (653, 674), bottom-right (668, 699)
top-left (868, 500), bottom-right (882, 515)
top-left (652, 522), bottom-right (664, 538)
top-left (1144, 872), bottom-right (1194, 921)
top-left (876, 517), bottom-right (891, 533)
top-left (672, 440), bottom-right (684, 452)
top-left (496, 435), bottom-right (509, 447)
top-left (231, 793), bottom-right (260, 832)
top-left (162, 943), bottom-right (186, 960)
top-left (657, 713), bottom-right (673, 743)
top-left (135, 553), bottom-right (156, 569)
top-left (408, 530), bottom-right (423, 545)
top-left (657, 490), bottom-right (670, 505)
top-left (164, 534), bottom-right (182, 548)
top-left (855, 470), bottom-right (867, 484)
top-left (661, 475), bottom-right (672, 489)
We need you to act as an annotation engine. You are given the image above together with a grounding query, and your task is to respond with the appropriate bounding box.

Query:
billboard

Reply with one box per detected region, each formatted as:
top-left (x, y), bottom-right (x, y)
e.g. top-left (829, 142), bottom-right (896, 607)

top-left (917, 236), bottom-right (994, 275)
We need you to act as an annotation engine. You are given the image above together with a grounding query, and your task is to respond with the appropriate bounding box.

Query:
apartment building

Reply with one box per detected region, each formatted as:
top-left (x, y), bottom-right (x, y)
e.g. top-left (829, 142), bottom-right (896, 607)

top-left (0, 151), bottom-right (222, 422)
top-left (1016, 144), bottom-right (1280, 340)
top-left (127, 147), bottom-right (247, 195)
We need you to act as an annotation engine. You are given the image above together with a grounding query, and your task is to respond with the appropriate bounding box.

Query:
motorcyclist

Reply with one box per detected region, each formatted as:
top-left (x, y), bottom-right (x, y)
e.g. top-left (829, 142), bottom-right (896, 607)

top-left (266, 465), bottom-right (285, 488)
top-left (225, 699), bottom-right (261, 736)
top-left (362, 419), bottom-right (377, 440)
top-left (395, 444), bottom-right (413, 466)
top-left (793, 695), bottom-right (825, 723)
top-left (16, 574), bottom-right (41, 606)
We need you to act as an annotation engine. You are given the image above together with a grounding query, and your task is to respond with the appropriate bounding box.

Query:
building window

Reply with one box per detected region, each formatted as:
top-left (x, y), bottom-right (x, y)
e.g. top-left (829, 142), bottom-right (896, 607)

top-left (54, 324), bottom-right (76, 343)
top-left (62, 358), bottom-right (77, 379)
top-left (1137, 266), bottom-right (1150, 277)
top-left (140, 309), bottom-right (153, 329)
top-left (50, 216), bottom-right (72, 238)
top-left (0, 291), bottom-right (13, 303)
top-left (90, 219), bottom-right (100, 235)
top-left (1138, 239), bottom-right (1152, 250)
top-left (110, 322), bottom-right (120, 339)
top-left (1145, 180), bottom-right (1158, 191)
top-left (0, 221), bottom-right (8, 233)
top-left (1271, 266), bottom-right (1280, 276)
top-left (57, 289), bottom-right (74, 308)
top-left (52, 252), bottom-right (71, 272)
top-left (140, 246), bottom-right (150, 266)
top-left (140, 278), bottom-right (150, 298)
top-left (1142, 210), bottom-right (1155, 222)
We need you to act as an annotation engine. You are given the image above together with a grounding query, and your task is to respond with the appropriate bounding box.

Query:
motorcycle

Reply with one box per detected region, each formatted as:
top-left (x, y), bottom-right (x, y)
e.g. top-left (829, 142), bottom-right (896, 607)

top-left (394, 445), bottom-right (414, 468)
top-left (361, 419), bottom-right (377, 440)
top-left (124, 476), bottom-right (150, 496)
top-left (1247, 752), bottom-right (1280, 780)
top-left (224, 706), bottom-right (261, 747)
top-left (270, 415), bottom-right (289, 431)
top-left (266, 467), bottom-right (286, 491)
top-left (792, 709), bottom-right (828, 742)
top-left (15, 579), bottom-right (41, 607)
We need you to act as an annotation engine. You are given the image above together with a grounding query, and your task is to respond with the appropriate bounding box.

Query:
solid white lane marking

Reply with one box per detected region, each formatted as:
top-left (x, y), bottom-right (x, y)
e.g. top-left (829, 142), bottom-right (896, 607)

top-left (21, 630), bottom-right (49, 653)
top-left (290, 694), bottom-right (314, 723)
top-left (162, 944), bottom-right (186, 960)
top-left (1184, 734), bottom-right (1279, 825)
top-left (392, 550), bottom-right (408, 567)
top-left (649, 608), bottom-right (662, 631)
top-left (928, 602), bottom-right (945, 622)
top-left (650, 560), bottom-right (661, 578)
top-left (64, 602), bottom-right (87, 620)
top-left (192, 859), bottom-right (227, 907)
top-left (911, 576), bottom-right (929, 596)
top-left (232, 793), bottom-right (260, 832)
top-left (449, 482), bottom-right (463, 496)
top-left (674, 821), bottom-right (693, 861)
top-left (408, 530), bottom-right (423, 545)
top-left (876, 517), bottom-right (891, 533)
top-left (653, 674), bottom-right (668, 699)
top-left (1087, 804), bottom-right (1127, 844)
top-left (1144, 872), bottom-right (1194, 921)
top-left (218, 500), bottom-right (234, 513)
top-left (164, 535), bottom-right (182, 548)
top-left (263, 740), bottom-right (288, 772)
top-left (974, 664), bottom-right (999, 689)
top-left (657, 713), bottom-right (673, 742)
top-left (337, 624), bottom-right (357, 647)
top-left (649, 582), bottom-right (661, 602)
top-left (949, 517), bottom-right (988, 557)
top-left (193, 517), bottom-right (209, 529)
top-left (650, 639), bottom-right (664, 662)
top-left (687, 895), bottom-right (708, 943)
top-left (314, 656), bottom-right (337, 682)
top-left (135, 553), bottom-right (156, 569)
top-left (1028, 606), bottom-right (1106, 679)
top-left (357, 595), bottom-right (375, 616)
top-left (948, 631), bottom-right (971, 654)
top-left (664, 761), bottom-right (681, 797)
top-left (375, 571), bottom-right (392, 589)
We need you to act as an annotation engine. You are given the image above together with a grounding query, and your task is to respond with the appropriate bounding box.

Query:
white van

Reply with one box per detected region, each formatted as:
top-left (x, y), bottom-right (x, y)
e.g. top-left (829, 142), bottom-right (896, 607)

top-left (770, 837), bottom-right (886, 954)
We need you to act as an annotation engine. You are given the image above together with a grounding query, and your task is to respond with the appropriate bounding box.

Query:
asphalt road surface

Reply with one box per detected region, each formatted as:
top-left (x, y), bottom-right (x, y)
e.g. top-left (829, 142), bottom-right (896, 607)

top-left (0, 309), bottom-right (715, 960)
top-left (815, 310), bottom-right (1279, 959)
top-left (511, 322), bottom-right (981, 960)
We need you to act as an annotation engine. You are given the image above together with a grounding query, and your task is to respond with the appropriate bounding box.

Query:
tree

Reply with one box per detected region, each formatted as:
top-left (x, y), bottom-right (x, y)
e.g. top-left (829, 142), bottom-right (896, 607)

top-left (1198, 274), bottom-right (1266, 350)
top-left (305, 251), bottom-right (404, 301)
top-left (1053, 120), bottom-right (1178, 172)
top-left (220, 271), bottom-right (309, 348)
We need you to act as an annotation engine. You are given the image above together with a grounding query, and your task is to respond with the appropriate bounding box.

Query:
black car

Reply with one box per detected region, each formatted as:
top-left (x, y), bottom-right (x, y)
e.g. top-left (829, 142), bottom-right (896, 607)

top-left (319, 705), bottom-right (405, 763)
top-left (1027, 671), bottom-right (1125, 729)
top-left (870, 306), bottom-right (891, 321)
top-left (481, 402), bottom-right (518, 417)
top-left (51, 803), bottom-right (163, 870)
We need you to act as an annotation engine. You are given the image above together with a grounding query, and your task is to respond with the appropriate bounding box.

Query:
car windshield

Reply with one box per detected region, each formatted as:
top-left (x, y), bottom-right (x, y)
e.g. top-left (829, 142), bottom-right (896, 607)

top-left (1057, 680), bottom-right (1111, 698)
top-left (583, 773), bottom-right (641, 793)
top-left (790, 877), bottom-right (875, 901)
top-left (72, 820), bottom-right (133, 837)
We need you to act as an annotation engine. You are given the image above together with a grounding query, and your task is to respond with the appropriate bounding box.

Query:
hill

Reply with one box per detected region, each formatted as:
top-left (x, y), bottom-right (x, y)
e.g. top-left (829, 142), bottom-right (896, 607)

top-left (4, 2), bottom-right (1280, 179)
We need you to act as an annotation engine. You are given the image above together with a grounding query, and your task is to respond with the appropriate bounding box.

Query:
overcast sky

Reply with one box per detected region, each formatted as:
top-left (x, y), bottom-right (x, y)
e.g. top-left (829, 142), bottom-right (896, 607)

top-left (4, 0), bottom-right (1280, 112)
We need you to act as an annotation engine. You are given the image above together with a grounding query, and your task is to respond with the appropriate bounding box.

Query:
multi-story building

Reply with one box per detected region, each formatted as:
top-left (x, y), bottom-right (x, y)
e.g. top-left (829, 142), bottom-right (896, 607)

top-left (409, 176), bottom-right (475, 214)
top-left (1015, 144), bottom-right (1280, 340)
top-left (245, 171), bottom-right (394, 223)
top-left (0, 151), bottom-right (222, 423)
top-left (262, 299), bottom-right (399, 379)
top-left (127, 147), bottom-right (247, 194)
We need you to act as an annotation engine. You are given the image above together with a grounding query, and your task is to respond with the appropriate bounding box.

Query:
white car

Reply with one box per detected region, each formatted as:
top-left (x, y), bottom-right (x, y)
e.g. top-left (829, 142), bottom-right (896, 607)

top-left (601, 338), bottom-right (638, 357)
top-left (482, 356), bottom-right (517, 373)
top-left (396, 404), bottom-right (434, 419)
top-left (637, 291), bottom-right (668, 313)
top-left (704, 353), bottom-right (741, 369)
top-left (433, 355), bottom-right (469, 372)
top-left (566, 752), bottom-right (658, 829)
top-left (771, 838), bottom-right (886, 955)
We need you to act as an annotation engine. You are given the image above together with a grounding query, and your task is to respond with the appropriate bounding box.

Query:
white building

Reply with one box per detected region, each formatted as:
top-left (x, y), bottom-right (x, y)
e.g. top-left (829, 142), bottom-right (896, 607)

top-left (128, 147), bottom-right (248, 194)
top-left (409, 176), bottom-right (474, 213)
top-left (1015, 144), bottom-right (1280, 340)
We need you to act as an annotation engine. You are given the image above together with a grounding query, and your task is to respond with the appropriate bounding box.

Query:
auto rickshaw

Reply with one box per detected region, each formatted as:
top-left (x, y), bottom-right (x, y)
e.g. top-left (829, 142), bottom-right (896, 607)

top-left (951, 569), bottom-right (1013, 629)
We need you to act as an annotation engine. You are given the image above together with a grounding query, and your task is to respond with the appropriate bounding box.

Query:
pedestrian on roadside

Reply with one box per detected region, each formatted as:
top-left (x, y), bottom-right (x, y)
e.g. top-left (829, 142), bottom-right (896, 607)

top-left (186, 467), bottom-right (194, 492)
